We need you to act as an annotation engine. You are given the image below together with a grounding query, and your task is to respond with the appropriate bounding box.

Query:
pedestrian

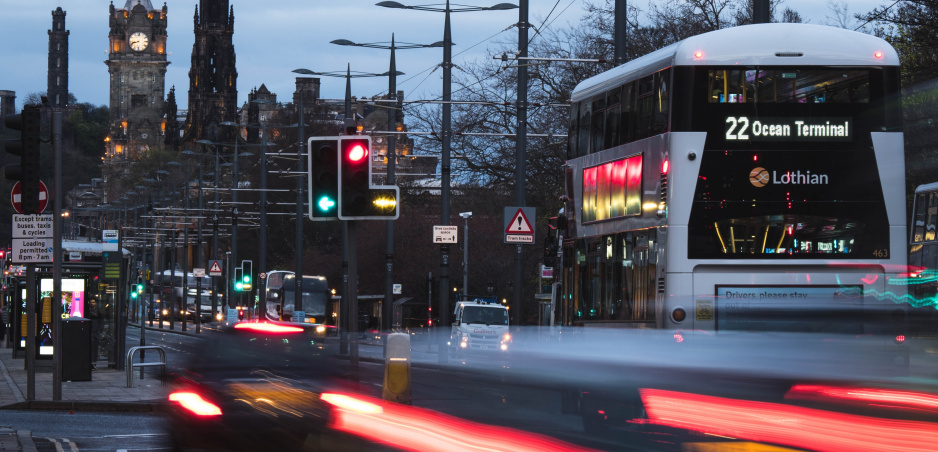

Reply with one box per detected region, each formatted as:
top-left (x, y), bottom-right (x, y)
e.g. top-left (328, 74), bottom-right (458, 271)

top-left (88, 298), bottom-right (103, 369)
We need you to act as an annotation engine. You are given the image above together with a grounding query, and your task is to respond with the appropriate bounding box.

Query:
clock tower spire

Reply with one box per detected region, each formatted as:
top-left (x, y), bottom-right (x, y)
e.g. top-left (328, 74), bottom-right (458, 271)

top-left (104, 0), bottom-right (169, 162)
top-left (184, 0), bottom-right (238, 144)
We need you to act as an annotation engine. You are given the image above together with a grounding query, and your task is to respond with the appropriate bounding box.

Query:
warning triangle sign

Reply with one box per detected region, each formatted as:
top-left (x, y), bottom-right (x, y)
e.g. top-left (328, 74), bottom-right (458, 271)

top-left (506, 208), bottom-right (534, 234)
top-left (209, 260), bottom-right (222, 273)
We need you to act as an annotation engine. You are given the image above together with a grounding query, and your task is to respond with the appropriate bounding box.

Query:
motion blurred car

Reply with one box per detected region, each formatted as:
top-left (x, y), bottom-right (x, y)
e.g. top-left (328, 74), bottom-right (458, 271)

top-left (165, 322), bottom-right (344, 451)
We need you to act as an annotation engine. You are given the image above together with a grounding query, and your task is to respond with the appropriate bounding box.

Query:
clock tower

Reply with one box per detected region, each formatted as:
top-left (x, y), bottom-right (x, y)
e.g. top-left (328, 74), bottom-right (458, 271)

top-left (104, 0), bottom-right (170, 161)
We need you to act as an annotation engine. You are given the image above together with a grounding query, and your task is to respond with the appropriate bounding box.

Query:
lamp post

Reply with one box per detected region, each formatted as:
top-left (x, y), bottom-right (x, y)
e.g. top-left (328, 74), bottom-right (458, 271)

top-left (248, 99), bottom-right (274, 309)
top-left (331, 36), bottom-right (442, 331)
top-left (196, 139), bottom-right (224, 317)
top-left (459, 212), bottom-right (472, 295)
top-left (377, 0), bottom-right (518, 361)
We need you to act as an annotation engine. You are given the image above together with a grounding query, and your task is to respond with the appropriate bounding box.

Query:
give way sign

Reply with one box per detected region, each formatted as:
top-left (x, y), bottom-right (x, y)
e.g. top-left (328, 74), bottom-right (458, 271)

top-left (10, 180), bottom-right (49, 214)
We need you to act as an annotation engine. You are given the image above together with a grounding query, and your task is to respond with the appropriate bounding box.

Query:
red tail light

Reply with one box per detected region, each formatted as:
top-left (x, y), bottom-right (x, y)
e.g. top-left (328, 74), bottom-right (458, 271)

top-left (169, 391), bottom-right (222, 416)
top-left (233, 322), bottom-right (304, 334)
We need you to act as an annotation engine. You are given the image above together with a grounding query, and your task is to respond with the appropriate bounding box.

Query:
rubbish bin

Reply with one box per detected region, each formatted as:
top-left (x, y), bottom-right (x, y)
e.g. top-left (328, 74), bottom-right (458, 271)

top-left (62, 318), bottom-right (92, 381)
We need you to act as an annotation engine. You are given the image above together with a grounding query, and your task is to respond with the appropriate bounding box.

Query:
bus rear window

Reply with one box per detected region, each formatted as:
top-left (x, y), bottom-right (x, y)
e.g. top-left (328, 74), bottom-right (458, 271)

top-left (708, 68), bottom-right (870, 104)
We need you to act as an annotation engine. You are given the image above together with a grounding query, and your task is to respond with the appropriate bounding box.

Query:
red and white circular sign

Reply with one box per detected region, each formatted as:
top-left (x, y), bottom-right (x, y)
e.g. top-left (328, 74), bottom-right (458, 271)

top-left (10, 180), bottom-right (49, 214)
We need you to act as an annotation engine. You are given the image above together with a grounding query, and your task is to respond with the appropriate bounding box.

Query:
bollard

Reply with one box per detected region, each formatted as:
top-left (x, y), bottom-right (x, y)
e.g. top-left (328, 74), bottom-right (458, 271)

top-left (382, 333), bottom-right (412, 404)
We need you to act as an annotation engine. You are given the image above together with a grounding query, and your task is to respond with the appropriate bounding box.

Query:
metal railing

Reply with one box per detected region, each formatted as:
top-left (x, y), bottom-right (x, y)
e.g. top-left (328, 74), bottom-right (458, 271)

top-left (125, 345), bottom-right (167, 388)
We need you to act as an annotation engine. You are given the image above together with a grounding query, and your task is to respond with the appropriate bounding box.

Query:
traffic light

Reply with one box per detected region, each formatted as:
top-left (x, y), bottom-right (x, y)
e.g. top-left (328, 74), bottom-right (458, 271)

top-left (3, 106), bottom-right (41, 213)
top-left (308, 136), bottom-right (340, 221)
top-left (234, 266), bottom-right (243, 291)
top-left (338, 136), bottom-right (370, 218)
top-left (338, 136), bottom-right (399, 220)
top-left (241, 260), bottom-right (252, 291)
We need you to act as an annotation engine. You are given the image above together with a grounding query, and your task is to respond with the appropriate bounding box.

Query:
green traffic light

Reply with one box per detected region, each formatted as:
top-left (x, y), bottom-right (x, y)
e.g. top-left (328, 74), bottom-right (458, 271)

top-left (131, 292), bottom-right (138, 299)
top-left (243, 275), bottom-right (250, 284)
top-left (317, 196), bottom-right (336, 212)
top-left (235, 282), bottom-right (243, 291)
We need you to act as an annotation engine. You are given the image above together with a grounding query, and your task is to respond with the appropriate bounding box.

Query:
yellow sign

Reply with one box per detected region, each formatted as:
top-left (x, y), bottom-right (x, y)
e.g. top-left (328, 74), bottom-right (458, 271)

top-left (696, 299), bottom-right (713, 321)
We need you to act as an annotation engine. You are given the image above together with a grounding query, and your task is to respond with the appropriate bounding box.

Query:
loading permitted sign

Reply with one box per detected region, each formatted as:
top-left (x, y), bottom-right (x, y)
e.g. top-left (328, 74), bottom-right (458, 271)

top-left (504, 207), bottom-right (535, 244)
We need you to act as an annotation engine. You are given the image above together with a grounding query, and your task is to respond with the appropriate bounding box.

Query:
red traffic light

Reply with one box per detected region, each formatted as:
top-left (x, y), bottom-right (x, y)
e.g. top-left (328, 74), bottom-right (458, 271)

top-left (346, 143), bottom-right (368, 163)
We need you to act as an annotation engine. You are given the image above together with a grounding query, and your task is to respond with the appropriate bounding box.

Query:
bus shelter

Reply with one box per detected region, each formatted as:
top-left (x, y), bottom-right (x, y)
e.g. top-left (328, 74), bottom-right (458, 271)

top-left (6, 240), bottom-right (131, 370)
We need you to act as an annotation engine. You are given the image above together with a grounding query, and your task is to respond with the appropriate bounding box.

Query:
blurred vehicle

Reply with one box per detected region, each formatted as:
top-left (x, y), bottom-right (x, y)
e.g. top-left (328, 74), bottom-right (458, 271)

top-left (506, 327), bottom-right (938, 452)
top-left (153, 270), bottom-right (223, 321)
top-left (905, 182), bottom-right (938, 328)
top-left (166, 322), bottom-right (343, 451)
top-left (449, 298), bottom-right (511, 354)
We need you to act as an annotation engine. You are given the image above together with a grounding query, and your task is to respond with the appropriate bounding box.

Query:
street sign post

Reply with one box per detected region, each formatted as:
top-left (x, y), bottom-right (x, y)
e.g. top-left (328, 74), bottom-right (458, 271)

top-left (10, 180), bottom-right (49, 214)
top-left (11, 214), bottom-right (53, 263)
top-left (504, 207), bottom-right (535, 244)
top-left (208, 260), bottom-right (223, 277)
top-left (433, 225), bottom-right (458, 243)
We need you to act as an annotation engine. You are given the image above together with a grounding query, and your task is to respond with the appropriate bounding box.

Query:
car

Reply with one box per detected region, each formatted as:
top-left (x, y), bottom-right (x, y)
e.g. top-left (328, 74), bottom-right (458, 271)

top-left (165, 322), bottom-right (345, 451)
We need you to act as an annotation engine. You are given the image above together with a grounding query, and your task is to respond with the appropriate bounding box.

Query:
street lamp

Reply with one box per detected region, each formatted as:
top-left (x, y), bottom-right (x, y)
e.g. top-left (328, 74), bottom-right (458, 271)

top-left (330, 35), bottom-right (442, 330)
top-left (378, 0), bottom-right (518, 360)
top-left (459, 211), bottom-right (472, 296)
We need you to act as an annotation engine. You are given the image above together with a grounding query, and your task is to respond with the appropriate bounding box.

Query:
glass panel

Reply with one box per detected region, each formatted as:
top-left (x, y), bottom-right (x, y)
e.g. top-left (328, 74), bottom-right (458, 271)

top-left (927, 192), bottom-right (938, 241)
top-left (709, 68), bottom-right (870, 104)
top-left (913, 193), bottom-right (926, 243)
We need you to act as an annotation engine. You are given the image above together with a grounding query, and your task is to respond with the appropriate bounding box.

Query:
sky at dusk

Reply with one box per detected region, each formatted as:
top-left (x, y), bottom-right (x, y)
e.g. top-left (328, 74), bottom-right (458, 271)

top-left (0, 0), bottom-right (885, 112)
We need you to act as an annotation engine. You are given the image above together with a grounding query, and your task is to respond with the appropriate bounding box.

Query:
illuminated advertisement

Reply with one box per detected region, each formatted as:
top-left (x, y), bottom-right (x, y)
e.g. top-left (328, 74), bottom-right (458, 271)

top-left (41, 278), bottom-right (87, 318)
top-left (582, 154), bottom-right (642, 223)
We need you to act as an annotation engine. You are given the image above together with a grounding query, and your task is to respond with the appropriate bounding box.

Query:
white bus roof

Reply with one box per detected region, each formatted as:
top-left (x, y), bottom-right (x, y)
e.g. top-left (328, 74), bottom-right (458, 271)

top-left (572, 23), bottom-right (899, 102)
top-left (914, 182), bottom-right (938, 193)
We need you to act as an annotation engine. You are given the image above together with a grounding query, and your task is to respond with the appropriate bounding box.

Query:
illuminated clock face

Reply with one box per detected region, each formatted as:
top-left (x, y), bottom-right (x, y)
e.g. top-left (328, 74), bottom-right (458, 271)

top-left (129, 32), bottom-right (148, 51)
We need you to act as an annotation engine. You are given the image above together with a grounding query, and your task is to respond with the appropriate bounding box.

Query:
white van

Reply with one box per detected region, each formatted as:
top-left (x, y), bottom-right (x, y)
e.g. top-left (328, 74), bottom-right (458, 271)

top-left (450, 299), bottom-right (511, 354)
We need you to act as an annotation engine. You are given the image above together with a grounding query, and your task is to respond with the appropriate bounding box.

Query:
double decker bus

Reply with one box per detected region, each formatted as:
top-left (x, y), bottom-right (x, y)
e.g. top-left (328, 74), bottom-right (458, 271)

top-left (264, 270), bottom-right (332, 328)
top-left (560, 23), bottom-right (907, 334)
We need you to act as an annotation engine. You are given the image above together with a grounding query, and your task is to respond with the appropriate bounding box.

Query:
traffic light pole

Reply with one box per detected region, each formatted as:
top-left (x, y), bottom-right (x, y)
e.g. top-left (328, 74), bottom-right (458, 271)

top-left (348, 220), bottom-right (360, 382)
top-left (52, 110), bottom-right (63, 400)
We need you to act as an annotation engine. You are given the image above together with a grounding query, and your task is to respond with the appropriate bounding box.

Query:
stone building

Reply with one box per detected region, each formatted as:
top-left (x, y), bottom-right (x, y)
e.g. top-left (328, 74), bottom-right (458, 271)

top-left (104, 0), bottom-right (170, 163)
top-left (47, 7), bottom-right (69, 109)
top-left (183, 0), bottom-right (238, 145)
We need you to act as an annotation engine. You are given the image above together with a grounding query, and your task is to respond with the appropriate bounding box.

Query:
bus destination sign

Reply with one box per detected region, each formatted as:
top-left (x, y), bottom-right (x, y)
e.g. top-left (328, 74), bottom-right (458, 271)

top-left (725, 116), bottom-right (852, 142)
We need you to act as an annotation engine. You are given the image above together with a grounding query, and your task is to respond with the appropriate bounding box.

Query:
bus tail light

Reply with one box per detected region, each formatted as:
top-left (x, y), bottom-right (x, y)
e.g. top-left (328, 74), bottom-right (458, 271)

top-left (658, 161), bottom-right (669, 217)
top-left (671, 307), bottom-right (687, 323)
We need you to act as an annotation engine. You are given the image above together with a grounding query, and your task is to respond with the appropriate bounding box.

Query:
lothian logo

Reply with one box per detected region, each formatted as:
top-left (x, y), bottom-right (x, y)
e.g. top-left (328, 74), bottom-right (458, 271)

top-left (749, 167), bottom-right (770, 187)
top-left (750, 167), bottom-right (829, 187)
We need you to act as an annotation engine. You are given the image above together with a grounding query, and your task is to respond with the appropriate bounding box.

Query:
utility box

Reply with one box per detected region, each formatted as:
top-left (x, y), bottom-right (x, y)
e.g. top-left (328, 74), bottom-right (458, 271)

top-left (61, 318), bottom-right (92, 381)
